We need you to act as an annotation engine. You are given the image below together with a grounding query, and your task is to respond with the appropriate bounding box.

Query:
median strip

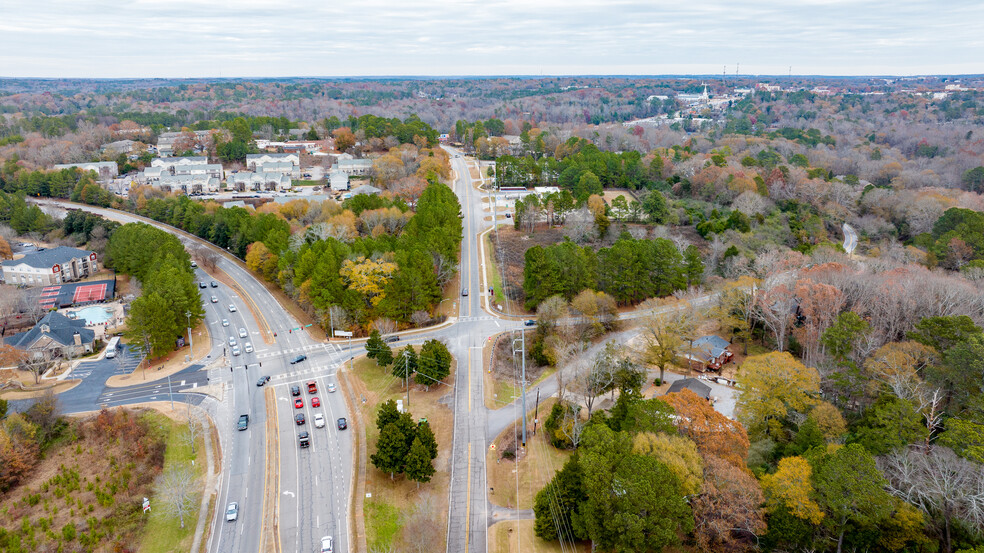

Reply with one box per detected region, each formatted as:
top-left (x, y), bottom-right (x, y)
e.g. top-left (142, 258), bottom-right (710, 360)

top-left (260, 386), bottom-right (281, 553)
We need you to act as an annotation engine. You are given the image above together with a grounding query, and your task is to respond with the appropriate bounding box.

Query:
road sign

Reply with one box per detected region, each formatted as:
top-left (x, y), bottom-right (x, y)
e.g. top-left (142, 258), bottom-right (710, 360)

top-left (142, 498), bottom-right (150, 512)
top-left (333, 330), bottom-right (353, 337)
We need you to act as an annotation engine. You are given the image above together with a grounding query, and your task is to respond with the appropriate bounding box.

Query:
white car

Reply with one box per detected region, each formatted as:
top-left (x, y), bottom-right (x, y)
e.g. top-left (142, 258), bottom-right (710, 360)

top-left (228, 337), bottom-right (236, 346)
top-left (321, 536), bottom-right (333, 553)
top-left (211, 296), bottom-right (218, 303)
top-left (314, 413), bottom-right (325, 428)
top-left (232, 346), bottom-right (241, 356)
top-left (244, 342), bottom-right (253, 353)
top-left (226, 502), bottom-right (238, 521)
top-left (228, 304), bottom-right (237, 312)
top-left (239, 328), bottom-right (247, 338)
top-left (327, 383), bottom-right (336, 393)
top-left (222, 319), bottom-right (229, 327)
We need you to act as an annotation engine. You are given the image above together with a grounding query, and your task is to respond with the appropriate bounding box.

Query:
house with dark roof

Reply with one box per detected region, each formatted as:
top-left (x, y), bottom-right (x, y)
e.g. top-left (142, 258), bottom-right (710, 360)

top-left (689, 335), bottom-right (734, 371)
top-left (1, 247), bottom-right (98, 287)
top-left (665, 378), bottom-right (712, 400)
top-left (5, 311), bottom-right (95, 360)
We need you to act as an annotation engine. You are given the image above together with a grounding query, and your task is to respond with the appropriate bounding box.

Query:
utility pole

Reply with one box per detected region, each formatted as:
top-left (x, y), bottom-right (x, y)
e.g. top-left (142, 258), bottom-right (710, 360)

top-left (405, 354), bottom-right (411, 408)
top-left (520, 328), bottom-right (528, 447)
top-left (532, 388), bottom-right (540, 436)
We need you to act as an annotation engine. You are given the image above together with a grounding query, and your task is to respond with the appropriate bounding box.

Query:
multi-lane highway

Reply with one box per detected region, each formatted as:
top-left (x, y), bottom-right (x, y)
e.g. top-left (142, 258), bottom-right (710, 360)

top-left (31, 151), bottom-right (547, 553)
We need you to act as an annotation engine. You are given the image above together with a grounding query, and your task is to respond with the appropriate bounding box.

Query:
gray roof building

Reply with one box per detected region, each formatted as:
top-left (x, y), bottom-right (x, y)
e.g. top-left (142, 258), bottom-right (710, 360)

top-left (5, 311), bottom-right (96, 358)
top-left (665, 378), bottom-right (712, 399)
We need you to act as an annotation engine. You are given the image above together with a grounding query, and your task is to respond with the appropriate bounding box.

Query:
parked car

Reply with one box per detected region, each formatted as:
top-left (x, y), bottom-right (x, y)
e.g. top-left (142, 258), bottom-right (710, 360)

top-left (226, 502), bottom-right (238, 521)
top-left (336, 417), bottom-right (347, 430)
top-left (190, 261), bottom-right (198, 268)
top-left (314, 413), bottom-right (326, 428)
top-left (311, 397), bottom-right (321, 408)
top-left (307, 381), bottom-right (317, 394)
top-left (237, 414), bottom-right (249, 431)
top-left (256, 375), bottom-right (271, 386)
top-left (199, 282), bottom-right (207, 289)
top-left (210, 281), bottom-right (218, 288)
top-left (290, 354), bottom-right (307, 364)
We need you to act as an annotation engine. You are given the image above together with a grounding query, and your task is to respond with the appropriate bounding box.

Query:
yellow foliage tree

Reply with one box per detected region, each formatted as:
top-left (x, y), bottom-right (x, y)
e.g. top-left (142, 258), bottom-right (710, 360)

top-left (633, 432), bottom-right (704, 496)
top-left (339, 256), bottom-right (397, 307)
top-left (760, 456), bottom-right (825, 524)
top-left (735, 351), bottom-right (820, 440)
top-left (809, 401), bottom-right (847, 442)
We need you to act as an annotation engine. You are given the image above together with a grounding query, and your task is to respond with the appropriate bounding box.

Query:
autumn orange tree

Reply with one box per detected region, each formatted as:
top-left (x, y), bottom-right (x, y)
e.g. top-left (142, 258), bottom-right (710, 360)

top-left (663, 388), bottom-right (750, 469)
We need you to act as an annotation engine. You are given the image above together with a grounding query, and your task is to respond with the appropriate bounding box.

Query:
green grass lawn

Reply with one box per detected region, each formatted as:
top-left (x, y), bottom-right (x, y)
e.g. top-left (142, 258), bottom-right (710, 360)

top-left (365, 500), bottom-right (401, 551)
top-left (138, 413), bottom-right (204, 553)
top-left (293, 179), bottom-right (323, 187)
top-left (485, 234), bottom-right (506, 305)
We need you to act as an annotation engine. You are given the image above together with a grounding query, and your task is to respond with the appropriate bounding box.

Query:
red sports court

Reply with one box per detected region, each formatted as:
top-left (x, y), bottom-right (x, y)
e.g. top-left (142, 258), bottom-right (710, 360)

top-left (36, 279), bottom-right (115, 309)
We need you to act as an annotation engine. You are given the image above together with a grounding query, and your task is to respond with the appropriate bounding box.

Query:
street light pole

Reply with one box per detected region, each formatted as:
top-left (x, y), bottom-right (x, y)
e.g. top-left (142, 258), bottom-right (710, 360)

top-left (167, 373), bottom-right (174, 409)
top-left (185, 311), bottom-right (193, 360)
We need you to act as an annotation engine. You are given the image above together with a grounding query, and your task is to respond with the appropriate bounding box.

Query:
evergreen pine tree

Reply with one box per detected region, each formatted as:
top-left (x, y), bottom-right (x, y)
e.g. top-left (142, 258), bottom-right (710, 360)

top-left (404, 437), bottom-right (436, 488)
top-left (371, 422), bottom-right (407, 479)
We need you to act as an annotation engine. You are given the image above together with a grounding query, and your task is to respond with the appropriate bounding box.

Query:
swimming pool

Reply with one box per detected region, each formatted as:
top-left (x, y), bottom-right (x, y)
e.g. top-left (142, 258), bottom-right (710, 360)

top-left (66, 305), bottom-right (114, 325)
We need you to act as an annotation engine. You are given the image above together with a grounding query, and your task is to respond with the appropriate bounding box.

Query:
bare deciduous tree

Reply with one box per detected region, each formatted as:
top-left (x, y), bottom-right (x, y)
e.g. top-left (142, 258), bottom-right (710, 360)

top-left (880, 446), bottom-right (984, 553)
top-left (154, 464), bottom-right (200, 529)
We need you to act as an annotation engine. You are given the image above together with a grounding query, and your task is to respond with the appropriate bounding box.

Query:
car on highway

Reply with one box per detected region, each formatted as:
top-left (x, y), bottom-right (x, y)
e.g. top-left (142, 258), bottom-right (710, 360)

top-left (232, 346), bottom-right (241, 356)
top-left (311, 397), bottom-right (321, 407)
top-left (222, 318), bottom-right (229, 327)
top-left (239, 328), bottom-right (247, 338)
top-left (244, 342), bottom-right (253, 353)
top-left (314, 413), bottom-right (325, 428)
top-left (461, 287), bottom-right (468, 296)
top-left (290, 385), bottom-right (300, 396)
top-left (228, 304), bottom-right (237, 312)
top-left (237, 414), bottom-right (249, 431)
top-left (228, 336), bottom-right (236, 346)
top-left (256, 375), bottom-right (271, 386)
top-left (199, 282), bottom-right (207, 289)
top-left (294, 398), bottom-right (303, 409)
top-left (190, 261), bottom-right (198, 268)
top-left (211, 295), bottom-right (218, 303)
top-left (327, 382), bottom-right (336, 393)
top-left (321, 535), bottom-right (333, 552)
top-left (524, 319), bottom-right (536, 326)
top-left (210, 281), bottom-right (218, 288)
top-left (307, 381), bottom-right (317, 394)
top-left (290, 354), bottom-right (307, 364)
top-left (383, 336), bottom-right (399, 343)
top-left (337, 417), bottom-right (347, 430)
top-left (299, 431), bottom-right (310, 448)
top-left (295, 413), bottom-right (305, 425)
top-left (226, 502), bottom-right (238, 521)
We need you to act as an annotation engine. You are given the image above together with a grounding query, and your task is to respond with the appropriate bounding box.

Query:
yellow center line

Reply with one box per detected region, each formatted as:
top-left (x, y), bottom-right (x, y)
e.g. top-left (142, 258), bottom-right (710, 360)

top-left (467, 348), bottom-right (472, 412)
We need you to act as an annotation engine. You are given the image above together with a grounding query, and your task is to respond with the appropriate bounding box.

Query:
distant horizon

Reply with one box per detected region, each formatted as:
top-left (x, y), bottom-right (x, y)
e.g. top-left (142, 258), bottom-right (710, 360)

top-left (1, 73), bottom-right (983, 82)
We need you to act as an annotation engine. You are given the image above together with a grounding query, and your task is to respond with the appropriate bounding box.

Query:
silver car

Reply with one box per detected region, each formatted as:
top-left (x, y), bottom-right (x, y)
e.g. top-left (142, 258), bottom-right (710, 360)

top-left (239, 328), bottom-right (247, 338)
top-left (226, 502), bottom-right (238, 522)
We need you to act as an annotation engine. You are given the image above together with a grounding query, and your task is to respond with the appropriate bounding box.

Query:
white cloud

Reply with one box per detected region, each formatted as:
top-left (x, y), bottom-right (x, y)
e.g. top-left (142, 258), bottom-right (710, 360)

top-left (0, 0), bottom-right (980, 77)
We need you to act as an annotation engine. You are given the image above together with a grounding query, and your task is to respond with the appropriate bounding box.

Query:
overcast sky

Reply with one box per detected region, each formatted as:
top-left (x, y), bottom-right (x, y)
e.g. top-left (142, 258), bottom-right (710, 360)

top-left (1, 0), bottom-right (981, 78)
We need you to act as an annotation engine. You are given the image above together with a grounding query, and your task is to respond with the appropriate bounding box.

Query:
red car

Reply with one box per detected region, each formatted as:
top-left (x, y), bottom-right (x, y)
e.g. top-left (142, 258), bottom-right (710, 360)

top-left (294, 398), bottom-right (303, 409)
top-left (312, 397), bottom-right (321, 408)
